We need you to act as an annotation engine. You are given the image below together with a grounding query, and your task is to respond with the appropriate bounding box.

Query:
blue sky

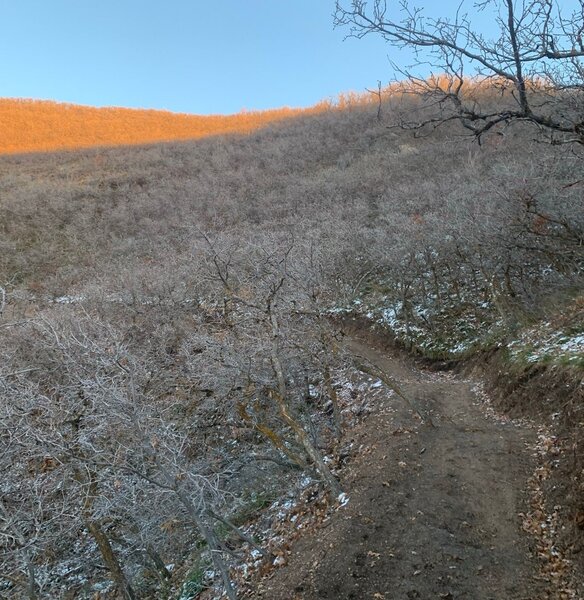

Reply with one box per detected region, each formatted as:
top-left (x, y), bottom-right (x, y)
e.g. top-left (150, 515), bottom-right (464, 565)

top-left (1, 1), bottom-right (470, 114)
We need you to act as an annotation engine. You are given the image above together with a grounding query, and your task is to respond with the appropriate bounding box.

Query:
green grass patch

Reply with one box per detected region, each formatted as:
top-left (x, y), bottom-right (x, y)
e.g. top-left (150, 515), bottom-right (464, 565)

top-left (177, 556), bottom-right (211, 600)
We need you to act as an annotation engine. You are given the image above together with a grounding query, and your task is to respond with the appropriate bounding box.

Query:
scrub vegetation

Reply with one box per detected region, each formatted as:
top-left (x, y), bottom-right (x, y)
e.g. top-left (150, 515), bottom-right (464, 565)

top-left (0, 82), bottom-right (582, 597)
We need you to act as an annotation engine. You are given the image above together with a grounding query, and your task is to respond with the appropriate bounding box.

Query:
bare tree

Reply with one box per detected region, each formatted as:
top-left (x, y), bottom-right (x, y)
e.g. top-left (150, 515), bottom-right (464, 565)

top-left (0, 313), bottom-right (255, 599)
top-left (335, 0), bottom-right (584, 143)
top-left (195, 232), bottom-right (343, 496)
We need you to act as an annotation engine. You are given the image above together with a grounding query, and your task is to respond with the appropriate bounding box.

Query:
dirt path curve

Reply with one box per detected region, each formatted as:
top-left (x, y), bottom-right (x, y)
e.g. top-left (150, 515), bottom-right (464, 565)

top-left (251, 333), bottom-right (545, 600)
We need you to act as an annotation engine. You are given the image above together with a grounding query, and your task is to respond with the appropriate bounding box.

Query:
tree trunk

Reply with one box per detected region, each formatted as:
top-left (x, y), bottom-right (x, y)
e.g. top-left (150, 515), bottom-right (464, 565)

top-left (268, 305), bottom-right (342, 496)
top-left (323, 361), bottom-right (342, 439)
top-left (85, 519), bottom-right (136, 600)
top-left (273, 387), bottom-right (342, 495)
top-left (175, 490), bottom-right (237, 600)
top-left (24, 551), bottom-right (38, 600)
top-left (207, 509), bottom-right (272, 558)
top-left (238, 399), bottom-right (308, 468)
top-left (79, 469), bottom-right (135, 600)
top-left (145, 545), bottom-right (172, 581)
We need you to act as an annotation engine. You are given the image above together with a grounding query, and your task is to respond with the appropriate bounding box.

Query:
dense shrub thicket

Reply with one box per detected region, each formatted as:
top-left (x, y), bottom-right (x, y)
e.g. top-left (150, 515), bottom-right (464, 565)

top-left (0, 93), bottom-right (582, 598)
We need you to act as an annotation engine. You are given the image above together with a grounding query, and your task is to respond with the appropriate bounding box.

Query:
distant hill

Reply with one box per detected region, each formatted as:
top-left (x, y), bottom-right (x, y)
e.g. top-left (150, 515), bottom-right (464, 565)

top-left (0, 98), bottom-right (329, 154)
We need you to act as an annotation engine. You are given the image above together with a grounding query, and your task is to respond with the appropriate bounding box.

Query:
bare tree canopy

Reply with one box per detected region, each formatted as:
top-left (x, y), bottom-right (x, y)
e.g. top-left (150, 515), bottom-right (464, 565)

top-left (335, 0), bottom-right (584, 142)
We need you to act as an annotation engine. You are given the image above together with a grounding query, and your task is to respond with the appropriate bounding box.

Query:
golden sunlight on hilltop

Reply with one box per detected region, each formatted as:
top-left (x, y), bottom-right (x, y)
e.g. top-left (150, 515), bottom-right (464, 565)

top-left (1, 83), bottom-right (489, 155)
top-left (0, 98), bottom-right (334, 154)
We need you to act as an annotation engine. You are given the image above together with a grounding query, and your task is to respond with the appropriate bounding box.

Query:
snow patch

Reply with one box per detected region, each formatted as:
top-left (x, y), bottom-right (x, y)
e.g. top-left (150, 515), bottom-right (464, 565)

top-left (337, 492), bottom-right (350, 507)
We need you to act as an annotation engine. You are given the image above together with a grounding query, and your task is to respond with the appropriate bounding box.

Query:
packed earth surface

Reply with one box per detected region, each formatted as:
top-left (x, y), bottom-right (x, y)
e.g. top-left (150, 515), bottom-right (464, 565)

top-left (247, 330), bottom-right (577, 600)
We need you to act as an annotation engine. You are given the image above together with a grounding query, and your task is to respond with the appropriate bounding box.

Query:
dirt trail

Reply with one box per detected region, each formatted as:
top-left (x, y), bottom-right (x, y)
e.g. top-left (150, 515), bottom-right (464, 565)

top-left (251, 333), bottom-right (546, 600)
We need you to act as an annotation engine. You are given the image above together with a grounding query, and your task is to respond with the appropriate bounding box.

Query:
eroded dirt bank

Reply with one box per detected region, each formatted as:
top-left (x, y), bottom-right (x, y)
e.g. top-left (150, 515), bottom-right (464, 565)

top-left (248, 333), bottom-right (560, 600)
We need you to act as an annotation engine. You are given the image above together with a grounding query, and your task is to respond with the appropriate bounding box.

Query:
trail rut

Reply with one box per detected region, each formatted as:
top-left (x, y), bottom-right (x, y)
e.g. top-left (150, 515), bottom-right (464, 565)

top-left (250, 333), bottom-right (547, 600)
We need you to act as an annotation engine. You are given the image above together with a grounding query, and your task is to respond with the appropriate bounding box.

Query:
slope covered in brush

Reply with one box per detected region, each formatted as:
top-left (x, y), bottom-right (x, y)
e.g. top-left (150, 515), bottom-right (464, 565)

top-left (0, 92), bottom-right (582, 598)
top-left (0, 98), bottom-right (331, 154)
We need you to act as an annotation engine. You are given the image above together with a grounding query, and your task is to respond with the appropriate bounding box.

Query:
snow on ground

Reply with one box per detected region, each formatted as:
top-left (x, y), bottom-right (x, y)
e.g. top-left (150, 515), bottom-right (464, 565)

top-left (508, 324), bottom-right (584, 366)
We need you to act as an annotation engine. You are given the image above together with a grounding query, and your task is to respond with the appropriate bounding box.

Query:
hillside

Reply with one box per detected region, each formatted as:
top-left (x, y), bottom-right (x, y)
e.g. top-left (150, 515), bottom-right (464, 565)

top-left (0, 92), bottom-right (582, 599)
top-left (0, 98), bottom-right (329, 155)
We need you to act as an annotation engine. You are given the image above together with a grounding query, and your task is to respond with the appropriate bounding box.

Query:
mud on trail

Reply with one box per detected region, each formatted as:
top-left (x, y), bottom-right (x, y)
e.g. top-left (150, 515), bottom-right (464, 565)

top-left (249, 333), bottom-right (555, 600)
